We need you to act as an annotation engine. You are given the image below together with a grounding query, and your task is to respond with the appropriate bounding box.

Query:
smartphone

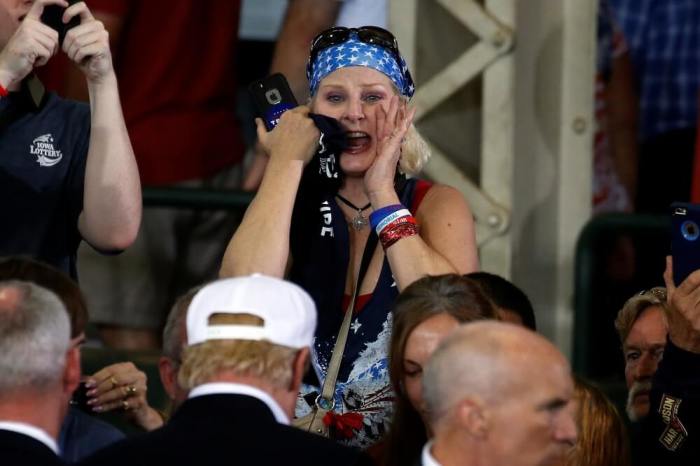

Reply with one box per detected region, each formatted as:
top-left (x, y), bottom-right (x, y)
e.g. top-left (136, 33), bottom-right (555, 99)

top-left (70, 381), bottom-right (90, 412)
top-left (41, 1), bottom-right (81, 47)
top-left (249, 73), bottom-right (298, 131)
top-left (671, 202), bottom-right (700, 285)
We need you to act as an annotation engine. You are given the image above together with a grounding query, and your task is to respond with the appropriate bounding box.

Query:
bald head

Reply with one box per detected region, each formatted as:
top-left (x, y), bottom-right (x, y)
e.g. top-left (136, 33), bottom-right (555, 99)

top-left (423, 321), bottom-right (576, 466)
top-left (425, 322), bottom-right (566, 419)
top-left (0, 284), bottom-right (22, 310)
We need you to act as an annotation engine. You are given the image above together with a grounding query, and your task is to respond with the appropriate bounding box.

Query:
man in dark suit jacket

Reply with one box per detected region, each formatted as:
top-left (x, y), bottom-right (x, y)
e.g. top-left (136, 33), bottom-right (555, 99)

top-left (80, 274), bottom-right (374, 466)
top-left (0, 280), bottom-right (81, 466)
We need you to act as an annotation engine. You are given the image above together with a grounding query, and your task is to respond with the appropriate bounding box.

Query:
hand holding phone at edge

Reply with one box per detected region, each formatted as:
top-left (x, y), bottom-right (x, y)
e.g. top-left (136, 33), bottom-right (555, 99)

top-left (663, 256), bottom-right (700, 353)
top-left (255, 105), bottom-right (320, 167)
top-left (0, 0), bottom-right (65, 88)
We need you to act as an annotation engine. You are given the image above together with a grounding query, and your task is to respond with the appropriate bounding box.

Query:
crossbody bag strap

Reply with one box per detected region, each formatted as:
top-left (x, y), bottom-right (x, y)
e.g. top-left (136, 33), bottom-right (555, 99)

top-left (317, 232), bottom-right (379, 408)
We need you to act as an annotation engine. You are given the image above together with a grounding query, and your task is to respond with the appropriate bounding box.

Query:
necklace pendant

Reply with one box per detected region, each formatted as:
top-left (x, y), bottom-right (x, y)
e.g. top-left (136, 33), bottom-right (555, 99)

top-left (352, 212), bottom-right (368, 231)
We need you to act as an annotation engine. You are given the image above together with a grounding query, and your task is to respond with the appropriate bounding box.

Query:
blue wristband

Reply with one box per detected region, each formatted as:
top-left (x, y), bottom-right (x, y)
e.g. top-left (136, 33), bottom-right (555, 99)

top-left (369, 204), bottom-right (404, 230)
top-left (375, 209), bottom-right (412, 235)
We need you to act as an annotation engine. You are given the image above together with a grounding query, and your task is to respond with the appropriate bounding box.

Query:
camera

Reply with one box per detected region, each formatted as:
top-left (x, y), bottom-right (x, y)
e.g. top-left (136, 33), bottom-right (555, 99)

top-left (671, 202), bottom-right (700, 285)
top-left (41, 1), bottom-right (81, 47)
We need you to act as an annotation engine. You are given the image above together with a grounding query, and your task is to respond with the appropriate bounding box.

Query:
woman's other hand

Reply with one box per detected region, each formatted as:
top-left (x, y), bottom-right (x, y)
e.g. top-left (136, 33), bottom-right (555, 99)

top-left (364, 96), bottom-right (416, 203)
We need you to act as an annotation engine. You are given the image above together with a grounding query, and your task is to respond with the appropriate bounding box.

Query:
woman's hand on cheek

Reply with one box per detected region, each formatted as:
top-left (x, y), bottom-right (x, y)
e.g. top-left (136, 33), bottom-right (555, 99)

top-left (364, 96), bottom-right (417, 202)
top-left (256, 105), bottom-right (320, 166)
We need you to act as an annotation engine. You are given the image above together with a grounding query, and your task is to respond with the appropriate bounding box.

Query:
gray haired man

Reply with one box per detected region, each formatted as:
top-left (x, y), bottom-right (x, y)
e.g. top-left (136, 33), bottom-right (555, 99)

top-left (0, 280), bottom-right (80, 465)
top-left (614, 288), bottom-right (669, 421)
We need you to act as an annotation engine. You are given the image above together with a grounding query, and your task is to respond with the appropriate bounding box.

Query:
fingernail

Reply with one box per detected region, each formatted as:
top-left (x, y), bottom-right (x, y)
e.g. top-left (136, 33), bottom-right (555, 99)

top-left (86, 389), bottom-right (97, 396)
top-left (87, 398), bottom-right (97, 405)
top-left (84, 380), bottom-right (96, 388)
top-left (92, 405), bottom-right (103, 412)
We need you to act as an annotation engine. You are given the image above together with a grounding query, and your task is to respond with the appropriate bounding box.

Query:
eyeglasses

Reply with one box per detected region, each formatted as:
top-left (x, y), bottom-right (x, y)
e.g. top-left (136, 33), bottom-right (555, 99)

top-left (637, 288), bottom-right (667, 301)
top-left (309, 26), bottom-right (402, 66)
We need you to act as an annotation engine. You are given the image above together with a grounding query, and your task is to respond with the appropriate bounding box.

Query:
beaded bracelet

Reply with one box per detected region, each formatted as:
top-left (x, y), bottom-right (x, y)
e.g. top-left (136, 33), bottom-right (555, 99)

top-left (380, 220), bottom-right (419, 249)
top-left (369, 204), bottom-right (404, 230)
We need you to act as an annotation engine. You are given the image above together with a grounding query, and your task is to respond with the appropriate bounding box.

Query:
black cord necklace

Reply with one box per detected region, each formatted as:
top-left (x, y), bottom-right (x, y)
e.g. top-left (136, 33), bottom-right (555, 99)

top-left (336, 194), bottom-right (372, 231)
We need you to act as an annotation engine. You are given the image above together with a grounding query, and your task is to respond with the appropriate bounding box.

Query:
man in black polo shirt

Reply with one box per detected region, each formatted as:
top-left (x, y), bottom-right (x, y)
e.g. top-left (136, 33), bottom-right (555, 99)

top-left (0, 0), bottom-right (141, 278)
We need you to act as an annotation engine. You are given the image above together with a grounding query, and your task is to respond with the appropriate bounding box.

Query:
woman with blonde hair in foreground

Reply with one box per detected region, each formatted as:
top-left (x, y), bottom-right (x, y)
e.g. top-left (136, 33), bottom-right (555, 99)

top-left (221, 25), bottom-right (479, 447)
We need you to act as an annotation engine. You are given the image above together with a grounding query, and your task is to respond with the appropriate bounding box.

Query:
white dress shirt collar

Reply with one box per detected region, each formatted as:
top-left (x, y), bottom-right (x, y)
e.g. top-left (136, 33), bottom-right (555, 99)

top-left (0, 421), bottom-right (58, 454)
top-left (189, 382), bottom-right (290, 425)
top-left (422, 441), bottom-right (443, 466)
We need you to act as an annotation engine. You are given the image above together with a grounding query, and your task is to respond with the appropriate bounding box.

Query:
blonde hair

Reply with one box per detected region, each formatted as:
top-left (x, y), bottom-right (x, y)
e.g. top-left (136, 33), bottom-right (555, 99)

top-left (177, 314), bottom-right (298, 391)
top-left (614, 288), bottom-right (668, 345)
top-left (566, 377), bottom-right (631, 466)
top-left (399, 123), bottom-right (431, 176)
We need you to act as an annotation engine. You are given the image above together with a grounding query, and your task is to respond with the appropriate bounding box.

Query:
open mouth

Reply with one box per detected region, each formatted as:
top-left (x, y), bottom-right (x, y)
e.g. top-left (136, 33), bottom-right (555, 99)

top-left (344, 131), bottom-right (371, 154)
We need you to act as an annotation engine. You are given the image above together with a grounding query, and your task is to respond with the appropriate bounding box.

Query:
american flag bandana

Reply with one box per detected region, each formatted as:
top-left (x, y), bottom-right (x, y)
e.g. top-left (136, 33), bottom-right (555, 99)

top-left (307, 35), bottom-right (415, 99)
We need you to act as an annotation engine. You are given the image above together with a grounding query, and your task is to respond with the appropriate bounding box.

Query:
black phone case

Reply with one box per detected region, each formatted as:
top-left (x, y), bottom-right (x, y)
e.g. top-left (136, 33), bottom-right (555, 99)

top-left (41, 2), bottom-right (81, 46)
top-left (671, 202), bottom-right (700, 285)
top-left (249, 73), bottom-right (298, 131)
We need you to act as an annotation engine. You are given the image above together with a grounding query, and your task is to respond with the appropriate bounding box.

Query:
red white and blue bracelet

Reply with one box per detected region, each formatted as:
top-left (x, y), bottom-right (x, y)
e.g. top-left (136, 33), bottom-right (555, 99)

top-left (369, 204), bottom-right (419, 249)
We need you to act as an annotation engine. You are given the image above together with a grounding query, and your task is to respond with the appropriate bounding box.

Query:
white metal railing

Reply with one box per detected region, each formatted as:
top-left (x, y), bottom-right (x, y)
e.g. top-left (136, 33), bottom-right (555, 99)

top-left (390, 0), bottom-right (516, 277)
top-left (390, 0), bottom-right (597, 354)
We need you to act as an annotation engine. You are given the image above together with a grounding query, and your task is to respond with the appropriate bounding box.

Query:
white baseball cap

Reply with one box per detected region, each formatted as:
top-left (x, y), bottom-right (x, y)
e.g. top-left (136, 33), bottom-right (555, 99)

top-left (186, 274), bottom-right (317, 349)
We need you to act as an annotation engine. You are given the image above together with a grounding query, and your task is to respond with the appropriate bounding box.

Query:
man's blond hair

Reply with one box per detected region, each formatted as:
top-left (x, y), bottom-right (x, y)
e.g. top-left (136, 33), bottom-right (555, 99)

top-left (178, 314), bottom-right (299, 391)
top-left (614, 288), bottom-right (668, 345)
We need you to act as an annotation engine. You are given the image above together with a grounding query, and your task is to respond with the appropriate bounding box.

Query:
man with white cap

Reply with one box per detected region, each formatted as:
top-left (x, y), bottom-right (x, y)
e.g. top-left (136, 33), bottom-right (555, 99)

top-left (78, 274), bottom-right (373, 466)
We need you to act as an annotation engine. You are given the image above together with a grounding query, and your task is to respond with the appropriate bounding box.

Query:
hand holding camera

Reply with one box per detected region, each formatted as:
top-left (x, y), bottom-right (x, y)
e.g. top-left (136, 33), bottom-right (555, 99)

top-left (52, 1), bottom-right (114, 84)
top-left (663, 256), bottom-right (700, 354)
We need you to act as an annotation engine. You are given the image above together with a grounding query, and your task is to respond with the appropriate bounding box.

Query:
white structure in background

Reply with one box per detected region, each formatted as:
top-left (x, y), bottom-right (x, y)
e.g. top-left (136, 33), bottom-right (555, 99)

top-left (390, 0), bottom-right (597, 355)
top-left (239, 0), bottom-right (286, 41)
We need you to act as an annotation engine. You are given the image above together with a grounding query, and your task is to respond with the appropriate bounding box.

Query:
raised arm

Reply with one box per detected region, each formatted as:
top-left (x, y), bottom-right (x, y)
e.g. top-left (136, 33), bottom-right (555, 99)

top-left (64, 2), bottom-right (141, 250)
top-left (663, 257), bottom-right (700, 354)
top-left (220, 107), bottom-right (319, 278)
top-left (637, 258), bottom-right (700, 461)
top-left (366, 97), bottom-right (479, 290)
top-left (270, 0), bottom-right (341, 102)
top-left (371, 184), bottom-right (479, 291)
top-left (606, 49), bottom-right (638, 209)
